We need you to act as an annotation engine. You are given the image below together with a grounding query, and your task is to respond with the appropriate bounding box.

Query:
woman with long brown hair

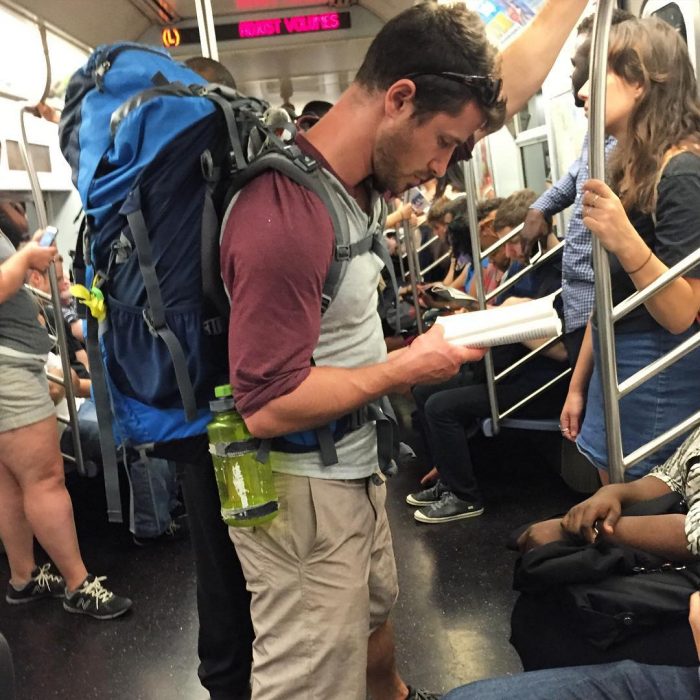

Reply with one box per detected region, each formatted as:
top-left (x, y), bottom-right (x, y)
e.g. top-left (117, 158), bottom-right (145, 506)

top-left (561, 16), bottom-right (700, 481)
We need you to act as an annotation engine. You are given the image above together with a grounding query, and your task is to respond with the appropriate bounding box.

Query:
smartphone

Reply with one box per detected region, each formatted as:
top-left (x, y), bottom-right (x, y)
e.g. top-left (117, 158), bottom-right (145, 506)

top-left (39, 226), bottom-right (58, 247)
top-left (409, 188), bottom-right (427, 213)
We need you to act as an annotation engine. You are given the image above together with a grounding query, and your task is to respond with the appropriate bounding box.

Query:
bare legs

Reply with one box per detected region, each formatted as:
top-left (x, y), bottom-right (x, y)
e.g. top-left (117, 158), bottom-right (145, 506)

top-left (0, 415), bottom-right (88, 590)
top-left (367, 620), bottom-right (409, 700)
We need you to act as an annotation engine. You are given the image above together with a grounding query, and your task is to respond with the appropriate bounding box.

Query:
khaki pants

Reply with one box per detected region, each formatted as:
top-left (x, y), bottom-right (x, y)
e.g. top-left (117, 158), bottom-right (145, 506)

top-left (230, 472), bottom-right (399, 700)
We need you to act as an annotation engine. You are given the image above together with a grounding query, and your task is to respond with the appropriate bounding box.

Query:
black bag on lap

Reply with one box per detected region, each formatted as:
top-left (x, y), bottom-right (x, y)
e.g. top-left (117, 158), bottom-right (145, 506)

top-left (511, 493), bottom-right (700, 650)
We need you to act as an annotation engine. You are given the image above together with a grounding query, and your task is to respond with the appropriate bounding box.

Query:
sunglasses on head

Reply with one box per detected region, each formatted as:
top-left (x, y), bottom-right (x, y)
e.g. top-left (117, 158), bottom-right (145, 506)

top-left (404, 71), bottom-right (503, 108)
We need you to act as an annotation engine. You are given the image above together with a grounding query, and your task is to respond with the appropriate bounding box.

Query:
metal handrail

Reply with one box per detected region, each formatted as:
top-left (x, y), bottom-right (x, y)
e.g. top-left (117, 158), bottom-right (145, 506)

top-left (500, 368), bottom-right (572, 421)
top-left (416, 234), bottom-right (439, 254)
top-left (485, 240), bottom-right (565, 303)
top-left (411, 250), bottom-right (451, 279)
top-left (588, 0), bottom-right (625, 483)
top-left (399, 194), bottom-right (424, 334)
top-left (618, 330), bottom-right (700, 398)
top-left (624, 409), bottom-right (700, 469)
top-left (18, 106), bottom-right (85, 476)
top-left (495, 326), bottom-right (563, 383)
top-left (612, 247), bottom-right (700, 323)
top-left (480, 222), bottom-right (524, 261)
top-left (463, 159), bottom-right (501, 432)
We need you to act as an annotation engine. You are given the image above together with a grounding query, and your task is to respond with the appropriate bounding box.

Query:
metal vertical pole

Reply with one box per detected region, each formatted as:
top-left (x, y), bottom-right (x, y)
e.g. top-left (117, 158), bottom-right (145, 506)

top-left (588, 1), bottom-right (624, 483)
top-left (194, 0), bottom-right (219, 60)
top-left (401, 193), bottom-right (424, 334)
top-left (463, 160), bottom-right (500, 433)
top-left (18, 107), bottom-right (85, 476)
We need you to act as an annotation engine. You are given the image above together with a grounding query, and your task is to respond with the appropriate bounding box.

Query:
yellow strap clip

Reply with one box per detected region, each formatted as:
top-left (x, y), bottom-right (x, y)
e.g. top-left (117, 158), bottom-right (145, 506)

top-left (71, 284), bottom-right (107, 322)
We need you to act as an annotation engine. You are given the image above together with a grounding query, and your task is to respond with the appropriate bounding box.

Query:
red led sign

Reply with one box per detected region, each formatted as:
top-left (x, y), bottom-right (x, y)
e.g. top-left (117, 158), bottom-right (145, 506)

top-left (161, 11), bottom-right (351, 48)
top-left (238, 12), bottom-right (344, 39)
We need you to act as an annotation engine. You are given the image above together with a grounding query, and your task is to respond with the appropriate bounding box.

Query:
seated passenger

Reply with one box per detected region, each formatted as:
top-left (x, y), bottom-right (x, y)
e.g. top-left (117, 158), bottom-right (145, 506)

top-left (423, 196), bottom-right (456, 280)
top-left (443, 591), bottom-right (700, 699)
top-left (441, 198), bottom-right (502, 292)
top-left (560, 16), bottom-right (700, 483)
top-left (419, 199), bottom-right (504, 314)
top-left (408, 190), bottom-right (568, 523)
top-left (54, 256), bottom-right (83, 343)
top-left (466, 198), bottom-right (506, 297)
top-left (512, 424), bottom-right (700, 670)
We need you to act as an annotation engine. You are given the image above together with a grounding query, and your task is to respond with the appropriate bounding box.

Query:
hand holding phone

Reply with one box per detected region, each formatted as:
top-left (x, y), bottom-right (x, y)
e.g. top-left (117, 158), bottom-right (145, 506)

top-left (409, 188), bottom-right (427, 214)
top-left (38, 226), bottom-right (58, 247)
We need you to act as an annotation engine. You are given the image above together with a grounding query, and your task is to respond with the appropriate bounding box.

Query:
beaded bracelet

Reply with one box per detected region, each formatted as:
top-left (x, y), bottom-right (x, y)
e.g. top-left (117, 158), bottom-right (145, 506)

top-left (624, 247), bottom-right (653, 275)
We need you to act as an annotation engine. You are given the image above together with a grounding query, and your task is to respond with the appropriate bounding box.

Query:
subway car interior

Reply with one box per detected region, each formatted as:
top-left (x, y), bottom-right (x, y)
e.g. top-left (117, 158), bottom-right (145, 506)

top-left (2, 0), bottom-right (700, 698)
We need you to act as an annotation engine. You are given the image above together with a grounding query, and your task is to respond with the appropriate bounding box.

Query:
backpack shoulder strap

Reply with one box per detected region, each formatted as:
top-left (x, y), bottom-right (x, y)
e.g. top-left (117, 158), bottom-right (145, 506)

top-left (85, 312), bottom-right (124, 523)
top-left (120, 186), bottom-right (198, 421)
top-left (223, 149), bottom-right (353, 315)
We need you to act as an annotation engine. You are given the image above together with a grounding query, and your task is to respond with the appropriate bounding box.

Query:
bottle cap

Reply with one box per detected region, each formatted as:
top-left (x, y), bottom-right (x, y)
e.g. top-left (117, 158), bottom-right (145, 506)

top-left (210, 385), bottom-right (235, 412)
top-left (215, 384), bottom-right (233, 398)
top-left (210, 396), bottom-right (235, 412)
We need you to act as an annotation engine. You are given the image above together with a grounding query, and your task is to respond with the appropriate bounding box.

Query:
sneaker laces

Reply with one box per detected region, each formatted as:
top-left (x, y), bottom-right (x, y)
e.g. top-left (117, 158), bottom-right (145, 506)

top-left (34, 563), bottom-right (62, 589)
top-left (165, 521), bottom-right (181, 536)
top-left (408, 688), bottom-right (441, 700)
top-left (79, 576), bottom-right (114, 607)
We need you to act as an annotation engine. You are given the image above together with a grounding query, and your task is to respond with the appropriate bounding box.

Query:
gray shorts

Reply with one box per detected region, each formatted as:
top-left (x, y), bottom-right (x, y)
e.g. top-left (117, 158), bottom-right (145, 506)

top-left (0, 353), bottom-right (55, 433)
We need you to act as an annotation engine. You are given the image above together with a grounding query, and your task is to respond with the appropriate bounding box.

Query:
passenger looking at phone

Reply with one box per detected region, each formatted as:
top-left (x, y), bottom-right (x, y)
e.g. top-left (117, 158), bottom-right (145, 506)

top-left (559, 17), bottom-right (700, 483)
top-left (0, 228), bottom-right (132, 620)
top-left (520, 10), bottom-right (634, 367)
top-left (443, 198), bottom-right (502, 292)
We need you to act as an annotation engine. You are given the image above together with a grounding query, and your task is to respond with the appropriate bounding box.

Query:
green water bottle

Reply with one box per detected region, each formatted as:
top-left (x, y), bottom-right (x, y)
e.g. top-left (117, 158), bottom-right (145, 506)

top-left (207, 384), bottom-right (278, 527)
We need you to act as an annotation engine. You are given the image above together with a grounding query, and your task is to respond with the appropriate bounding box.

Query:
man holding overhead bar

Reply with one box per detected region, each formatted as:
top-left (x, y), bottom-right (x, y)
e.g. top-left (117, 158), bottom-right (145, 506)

top-left (221, 2), bottom-right (588, 698)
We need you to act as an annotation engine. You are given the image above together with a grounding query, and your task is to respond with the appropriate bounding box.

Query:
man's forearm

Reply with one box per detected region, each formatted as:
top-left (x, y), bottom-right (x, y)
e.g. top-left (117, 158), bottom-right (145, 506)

top-left (599, 475), bottom-right (673, 506)
top-left (244, 338), bottom-right (483, 438)
top-left (605, 514), bottom-right (693, 562)
top-left (499, 0), bottom-right (588, 119)
top-left (244, 362), bottom-right (411, 438)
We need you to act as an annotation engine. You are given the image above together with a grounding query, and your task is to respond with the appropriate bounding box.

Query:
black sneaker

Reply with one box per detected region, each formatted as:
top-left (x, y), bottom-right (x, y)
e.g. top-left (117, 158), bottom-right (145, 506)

top-left (5, 563), bottom-right (65, 604)
top-left (133, 517), bottom-right (187, 547)
top-left (63, 574), bottom-right (132, 620)
top-left (414, 491), bottom-right (484, 524)
top-left (406, 481), bottom-right (446, 507)
top-left (406, 687), bottom-right (442, 699)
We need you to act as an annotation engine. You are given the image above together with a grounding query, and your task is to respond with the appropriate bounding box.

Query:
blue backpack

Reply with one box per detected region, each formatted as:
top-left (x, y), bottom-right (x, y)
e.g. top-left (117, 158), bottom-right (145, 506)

top-left (59, 43), bottom-right (397, 521)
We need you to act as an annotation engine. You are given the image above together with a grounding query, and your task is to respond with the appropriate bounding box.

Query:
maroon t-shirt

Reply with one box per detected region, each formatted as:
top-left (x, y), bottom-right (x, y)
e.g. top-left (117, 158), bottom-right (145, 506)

top-left (220, 137), bottom-right (345, 418)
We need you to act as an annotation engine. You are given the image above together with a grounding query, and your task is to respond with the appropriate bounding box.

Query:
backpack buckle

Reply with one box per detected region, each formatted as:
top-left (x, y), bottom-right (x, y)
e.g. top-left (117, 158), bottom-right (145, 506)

top-left (295, 154), bottom-right (318, 173)
top-left (335, 244), bottom-right (351, 261)
top-left (142, 308), bottom-right (160, 338)
top-left (320, 293), bottom-right (332, 313)
top-left (203, 316), bottom-right (225, 336)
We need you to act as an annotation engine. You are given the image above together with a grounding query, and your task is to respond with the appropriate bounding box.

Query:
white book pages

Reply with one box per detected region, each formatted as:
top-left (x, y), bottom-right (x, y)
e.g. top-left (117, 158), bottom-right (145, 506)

top-left (435, 293), bottom-right (562, 348)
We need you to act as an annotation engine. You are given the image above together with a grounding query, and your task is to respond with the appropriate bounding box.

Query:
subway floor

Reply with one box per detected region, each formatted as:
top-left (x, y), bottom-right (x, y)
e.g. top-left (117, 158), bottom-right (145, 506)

top-left (0, 416), bottom-right (582, 699)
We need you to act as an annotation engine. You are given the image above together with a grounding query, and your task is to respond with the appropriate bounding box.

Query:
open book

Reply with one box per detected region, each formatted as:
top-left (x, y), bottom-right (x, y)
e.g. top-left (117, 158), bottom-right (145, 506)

top-left (422, 283), bottom-right (478, 310)
top-left (435, 294), bottom-right (562, 347)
